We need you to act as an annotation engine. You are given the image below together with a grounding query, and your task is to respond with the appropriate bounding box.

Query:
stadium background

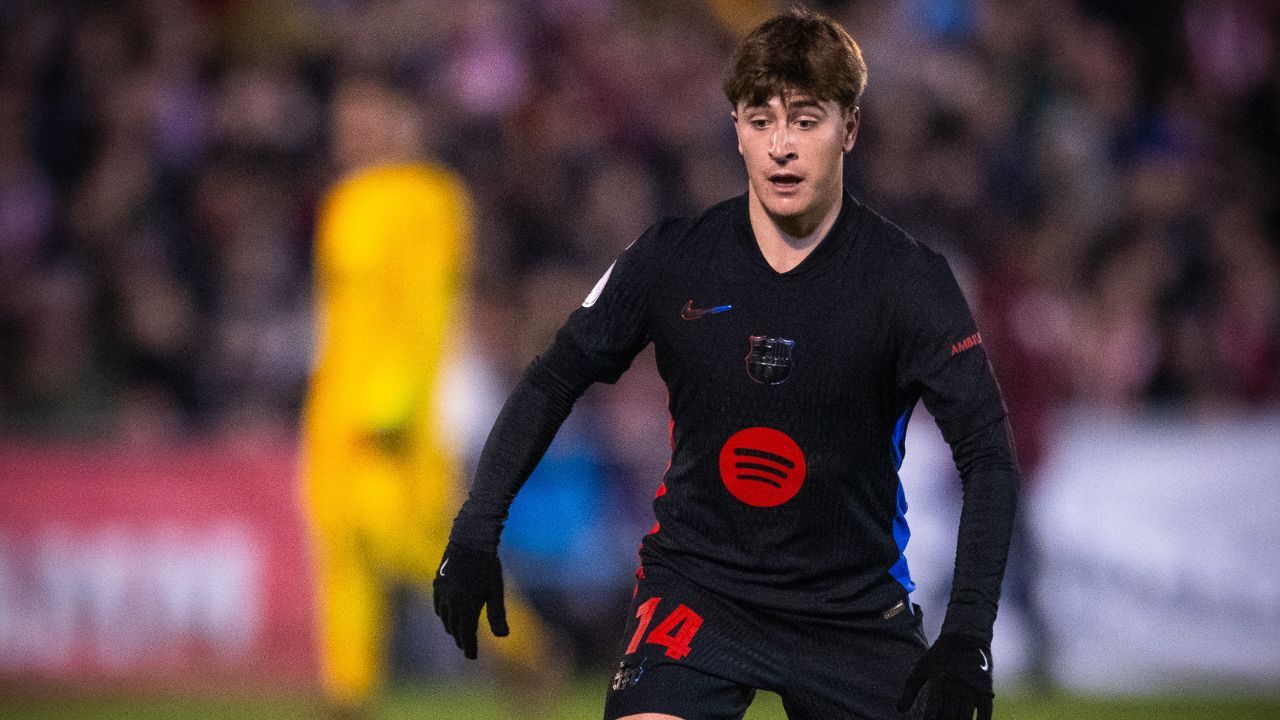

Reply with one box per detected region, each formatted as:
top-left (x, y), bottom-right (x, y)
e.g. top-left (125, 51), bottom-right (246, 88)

top-left (1, 0), bottom-right (1278, 718)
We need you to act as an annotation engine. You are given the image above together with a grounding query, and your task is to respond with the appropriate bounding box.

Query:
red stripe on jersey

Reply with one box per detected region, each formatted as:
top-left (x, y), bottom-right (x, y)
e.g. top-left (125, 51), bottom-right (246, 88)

top-left (635, 415), bottom-right (675, 580)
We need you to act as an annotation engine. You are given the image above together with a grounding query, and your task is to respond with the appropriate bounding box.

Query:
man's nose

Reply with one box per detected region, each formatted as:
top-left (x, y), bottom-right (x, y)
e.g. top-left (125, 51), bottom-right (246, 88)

top-left (768, 128), bottom-right (797, 161)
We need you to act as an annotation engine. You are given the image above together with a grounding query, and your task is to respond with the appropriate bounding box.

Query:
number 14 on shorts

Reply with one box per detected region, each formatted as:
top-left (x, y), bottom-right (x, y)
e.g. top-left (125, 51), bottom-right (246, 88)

top-left (625, 597), bottom-right (704, 660)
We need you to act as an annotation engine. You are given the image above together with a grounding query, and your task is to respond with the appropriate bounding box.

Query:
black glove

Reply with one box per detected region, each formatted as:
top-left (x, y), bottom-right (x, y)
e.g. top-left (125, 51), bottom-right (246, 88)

top-left (432, 542), bottom-right (509, 659)
top-left (897, 632), bottom-right (994, 720)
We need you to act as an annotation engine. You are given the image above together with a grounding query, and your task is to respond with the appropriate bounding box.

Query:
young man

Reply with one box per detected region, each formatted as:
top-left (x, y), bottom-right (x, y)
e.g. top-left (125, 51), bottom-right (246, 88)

top-left (433, 9), bottom-right (1018, 720)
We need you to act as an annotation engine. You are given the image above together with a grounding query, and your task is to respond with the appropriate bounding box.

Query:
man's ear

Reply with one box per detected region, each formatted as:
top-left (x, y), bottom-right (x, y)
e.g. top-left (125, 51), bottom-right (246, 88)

top-left (843, 106), bottom-right (860, 153)
top-left (731, 110), bottom-right (744, 156)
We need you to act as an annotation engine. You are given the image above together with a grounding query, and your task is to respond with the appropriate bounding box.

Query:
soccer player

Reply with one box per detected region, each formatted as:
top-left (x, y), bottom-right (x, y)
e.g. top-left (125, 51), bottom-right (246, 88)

top-left (302, 77), bottom-right (556, 718)
top-left (433, 9), bottom-right (1019, 720)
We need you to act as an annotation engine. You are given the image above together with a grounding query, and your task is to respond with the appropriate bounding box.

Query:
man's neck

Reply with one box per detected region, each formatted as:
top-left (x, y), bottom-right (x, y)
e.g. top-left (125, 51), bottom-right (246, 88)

top-left (747, 188), bottom-right (844, 274)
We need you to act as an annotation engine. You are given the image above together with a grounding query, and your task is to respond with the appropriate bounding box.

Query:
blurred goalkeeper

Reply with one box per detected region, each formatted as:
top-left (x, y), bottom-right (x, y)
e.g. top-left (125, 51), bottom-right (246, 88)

top-left (302, 76), bottom-right (554, 718)
top-left (435, 8), bottom-right (1019, 720)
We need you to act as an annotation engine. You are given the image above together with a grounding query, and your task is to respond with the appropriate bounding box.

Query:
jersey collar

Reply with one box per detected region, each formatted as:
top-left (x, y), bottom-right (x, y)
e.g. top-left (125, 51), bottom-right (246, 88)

top-left (733, 190), bottom-right (858, 278)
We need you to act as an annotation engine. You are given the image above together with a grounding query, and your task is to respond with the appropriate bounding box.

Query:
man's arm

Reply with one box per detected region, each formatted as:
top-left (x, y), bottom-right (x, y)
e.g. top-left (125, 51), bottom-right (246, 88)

top-left (897, 414), bottom-right (1018, 720)
top-left (447, 347), bottom-right (596, 553)
top-left (941, 414), bottom-right (1020, 641)
top-left (433, 346), bottom-right (593, 659)
top-left (892, 249), bottom-right (1020, 720)
top-left (434, 218), bottom-right (679, 658)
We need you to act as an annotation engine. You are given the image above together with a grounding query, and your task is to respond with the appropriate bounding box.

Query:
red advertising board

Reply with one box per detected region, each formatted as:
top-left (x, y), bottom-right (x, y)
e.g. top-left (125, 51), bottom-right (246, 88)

top-left (0, 439), bottom-right (317, 689)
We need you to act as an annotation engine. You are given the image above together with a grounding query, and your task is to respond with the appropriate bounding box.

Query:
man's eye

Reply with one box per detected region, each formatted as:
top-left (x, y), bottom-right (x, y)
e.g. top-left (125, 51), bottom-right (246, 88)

top-left (750, 119), bottom-right (770, 129)
top-left (795, 119), bottom-right (817, 130)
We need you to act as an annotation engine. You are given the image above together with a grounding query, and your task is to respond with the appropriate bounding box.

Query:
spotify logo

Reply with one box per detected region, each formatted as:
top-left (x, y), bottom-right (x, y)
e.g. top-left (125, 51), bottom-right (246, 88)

top-left (718, 427), bottom-right (806, 507)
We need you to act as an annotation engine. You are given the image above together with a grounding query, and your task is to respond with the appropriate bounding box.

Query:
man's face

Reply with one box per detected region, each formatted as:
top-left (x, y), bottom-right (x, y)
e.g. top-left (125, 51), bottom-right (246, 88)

top-left (331, 83), bottom-right (420, 173)
top-left (733, 94), bottom-right (859, 229)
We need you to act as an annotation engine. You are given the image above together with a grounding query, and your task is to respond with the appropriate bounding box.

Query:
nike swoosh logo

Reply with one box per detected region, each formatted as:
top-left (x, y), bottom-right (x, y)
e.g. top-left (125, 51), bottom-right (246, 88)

top-left (979, 649), bottom-right (989, 671)
top-left (438, 557), bottom-right (449, 577)
top-left (681, 300), bottom-right (733, 320)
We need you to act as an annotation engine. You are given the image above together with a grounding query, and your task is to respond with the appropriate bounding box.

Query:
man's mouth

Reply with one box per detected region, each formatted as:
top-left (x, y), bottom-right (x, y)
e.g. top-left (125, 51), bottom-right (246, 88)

top-left (768, 173), bottom-right (803, 190)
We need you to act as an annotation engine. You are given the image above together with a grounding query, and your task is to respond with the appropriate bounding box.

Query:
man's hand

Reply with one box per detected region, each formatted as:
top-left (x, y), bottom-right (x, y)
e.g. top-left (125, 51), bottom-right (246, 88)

top-left (897, 633), bottom-right (994, 720)
top-left (432, 542), bottom-right (509, 659)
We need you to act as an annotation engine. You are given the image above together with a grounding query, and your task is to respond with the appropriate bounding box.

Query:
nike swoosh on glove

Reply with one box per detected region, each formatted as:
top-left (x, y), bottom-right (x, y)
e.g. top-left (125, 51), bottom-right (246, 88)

top-left (896, 632), bottom-right (994, 720)
top-left (432, 542), bottom-right (509, 659)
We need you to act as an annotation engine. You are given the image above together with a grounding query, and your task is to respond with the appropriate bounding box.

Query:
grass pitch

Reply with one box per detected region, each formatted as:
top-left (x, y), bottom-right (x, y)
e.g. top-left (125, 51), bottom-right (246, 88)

top-left (4, 680), bottom-right (1279, 719)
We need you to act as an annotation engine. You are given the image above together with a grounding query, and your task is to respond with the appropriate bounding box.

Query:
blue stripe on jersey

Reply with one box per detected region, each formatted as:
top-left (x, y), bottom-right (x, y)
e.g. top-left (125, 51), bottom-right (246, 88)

top-left (889, 405), bottom-right (915, 593)
top-left (890, 405), bottom-right (912, 470)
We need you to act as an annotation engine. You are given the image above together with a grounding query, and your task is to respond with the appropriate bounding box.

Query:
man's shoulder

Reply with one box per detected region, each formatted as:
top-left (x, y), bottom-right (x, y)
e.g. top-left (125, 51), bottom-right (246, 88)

top-left (642, 214), bottom-right (699, 245)
top-left (847, 197), bottom-right (951, 281)
top-left (847, 197), bottom-right (930, 258)
top-left (698, 193), bottom-right (748, 225)
top-left (636, 194), bottom-right (743, 251)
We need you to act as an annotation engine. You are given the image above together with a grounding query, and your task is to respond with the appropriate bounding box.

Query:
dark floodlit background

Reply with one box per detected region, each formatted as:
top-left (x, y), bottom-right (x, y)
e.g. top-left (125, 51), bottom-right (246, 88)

top-left (1, 0), bottom-right (1278, 717)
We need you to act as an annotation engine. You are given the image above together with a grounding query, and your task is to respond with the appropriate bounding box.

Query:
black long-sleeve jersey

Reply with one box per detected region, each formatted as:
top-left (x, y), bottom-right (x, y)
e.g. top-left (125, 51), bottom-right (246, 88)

top-left (452, 192), bottom-right (1019, 641)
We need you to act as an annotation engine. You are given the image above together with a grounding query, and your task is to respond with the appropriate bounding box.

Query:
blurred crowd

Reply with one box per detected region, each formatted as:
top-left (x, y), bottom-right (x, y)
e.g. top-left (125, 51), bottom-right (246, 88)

top-left (0, 0), bottom-right (1278, 445)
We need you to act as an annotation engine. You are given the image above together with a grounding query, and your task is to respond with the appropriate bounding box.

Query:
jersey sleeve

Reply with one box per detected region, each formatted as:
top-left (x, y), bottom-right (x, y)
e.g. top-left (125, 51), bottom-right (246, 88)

top-left (448, 218), bottom-right (680, 552)
top-left (894, 249), bottom-right (1019, 642)
top-left (893, 250), bottom-right (1007, 443)
top-left (541, 218), bottom-right (677, 384)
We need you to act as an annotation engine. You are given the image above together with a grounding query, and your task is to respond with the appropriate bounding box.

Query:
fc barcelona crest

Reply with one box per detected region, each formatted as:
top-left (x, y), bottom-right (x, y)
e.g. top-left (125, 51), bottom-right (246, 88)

top-left (745, 335), bottom-right (795, 385)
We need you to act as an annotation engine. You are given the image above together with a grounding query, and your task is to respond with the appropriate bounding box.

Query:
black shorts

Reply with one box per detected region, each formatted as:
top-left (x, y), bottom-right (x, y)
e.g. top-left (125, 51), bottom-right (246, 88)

top-left (603, 563), bottom-right (927, 720)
